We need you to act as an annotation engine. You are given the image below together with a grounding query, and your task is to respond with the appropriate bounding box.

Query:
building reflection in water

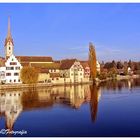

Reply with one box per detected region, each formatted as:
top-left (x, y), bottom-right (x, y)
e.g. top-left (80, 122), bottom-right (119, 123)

top-left (0, 84), bottom-right (102, 133)
top-left (0, 79), bottom-right (139, 134)
top-left (0, 91), bottom-right (22, 135)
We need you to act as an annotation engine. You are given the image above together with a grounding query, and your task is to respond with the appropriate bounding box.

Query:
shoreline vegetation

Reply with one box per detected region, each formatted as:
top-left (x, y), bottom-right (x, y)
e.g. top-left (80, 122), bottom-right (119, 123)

top-left (0, 74), bottom-right (139, 90)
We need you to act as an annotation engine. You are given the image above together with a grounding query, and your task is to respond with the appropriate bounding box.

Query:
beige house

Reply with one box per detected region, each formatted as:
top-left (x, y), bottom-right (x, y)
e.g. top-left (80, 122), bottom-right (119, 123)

top-left (60, 59), bottom-right (85, 83)
top-left (35, 63), bottom-right (61, 83)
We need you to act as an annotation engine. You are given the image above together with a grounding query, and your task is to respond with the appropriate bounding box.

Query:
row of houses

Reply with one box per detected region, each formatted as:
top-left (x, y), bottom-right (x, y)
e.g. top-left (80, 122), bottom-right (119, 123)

top-left (0, 54), bottom-right (100, 84)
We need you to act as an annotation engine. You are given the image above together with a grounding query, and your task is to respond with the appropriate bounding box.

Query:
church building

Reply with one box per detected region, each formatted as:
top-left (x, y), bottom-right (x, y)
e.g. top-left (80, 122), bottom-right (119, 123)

top-left (0, 17), bottom-right (100, 84)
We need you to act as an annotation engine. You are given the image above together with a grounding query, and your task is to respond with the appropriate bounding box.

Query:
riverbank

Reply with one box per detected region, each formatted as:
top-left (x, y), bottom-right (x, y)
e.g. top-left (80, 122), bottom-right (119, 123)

top-left (0, 81), bottom-right (92, 90)
top-left (96, 74), bottom-right (140, 83)
top-left (116, 74), bottom-right (140, 80)
top-left (0, 75), bottom-right (139, 90)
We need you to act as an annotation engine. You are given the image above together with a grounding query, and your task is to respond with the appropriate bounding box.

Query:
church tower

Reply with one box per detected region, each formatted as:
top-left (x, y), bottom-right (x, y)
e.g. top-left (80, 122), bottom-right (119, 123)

top-left (5, 17), bottom-right (14, 58)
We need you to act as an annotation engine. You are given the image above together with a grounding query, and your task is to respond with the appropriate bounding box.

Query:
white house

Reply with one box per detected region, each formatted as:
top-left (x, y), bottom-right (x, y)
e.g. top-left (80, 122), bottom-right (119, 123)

top-left (5, 54), bottom-right (22, 84)
top-left (60, 59), bottom-right (85, 83)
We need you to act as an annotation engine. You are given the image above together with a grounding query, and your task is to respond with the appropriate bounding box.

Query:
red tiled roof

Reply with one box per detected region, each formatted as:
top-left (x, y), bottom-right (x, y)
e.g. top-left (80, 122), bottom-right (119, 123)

top-left (16, 56), bottom-right (53, 62)
top-left (80, 62), bottom-right (89, 69)
top-left (60, 59), bottom-right (77, 70)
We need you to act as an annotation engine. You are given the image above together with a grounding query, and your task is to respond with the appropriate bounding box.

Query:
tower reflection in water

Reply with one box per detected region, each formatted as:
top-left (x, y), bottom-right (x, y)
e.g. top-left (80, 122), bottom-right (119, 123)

top-left (0, 84), bottom-right (102, 134)
top-left (0, 91), bottom-right (22, 135)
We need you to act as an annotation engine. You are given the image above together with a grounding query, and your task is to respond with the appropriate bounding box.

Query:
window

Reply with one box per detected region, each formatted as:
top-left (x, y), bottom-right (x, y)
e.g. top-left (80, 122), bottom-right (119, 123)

top-left (6, 67), bottom-right (14, 70)
top-left (80, 73), bottom-right (82, 76)
top-left (16, 67), bottom-right (20, 70)
top-left (6, 73), bottom-right (11, 76)
top-left (14, 73), bottom-right (19, 76)
top-left (9, 47), bottom-right (11, 50)
top-left (10, 62), bottom-right (17, 65)
top-left (18, 79), bottom-right (20, 82)
top-left (9, 79), bottom-right (12, 82)
top-left (14, 79), bottom-right (16, 82)
top-left (56, 78), bottom-right (59, 80)
top-left (71, 73), bottom-right (73, 76)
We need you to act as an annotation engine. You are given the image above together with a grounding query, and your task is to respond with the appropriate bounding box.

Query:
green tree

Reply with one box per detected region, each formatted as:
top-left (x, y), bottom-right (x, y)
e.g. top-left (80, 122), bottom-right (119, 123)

top-left (88, 42), bottom-right (97, 80)
top-left (20, 66), bottom-right (39, 84)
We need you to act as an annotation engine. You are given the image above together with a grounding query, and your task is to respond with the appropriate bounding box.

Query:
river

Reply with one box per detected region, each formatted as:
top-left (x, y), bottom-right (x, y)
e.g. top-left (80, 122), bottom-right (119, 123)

top-left (0, 78), bottom-right (140, 137)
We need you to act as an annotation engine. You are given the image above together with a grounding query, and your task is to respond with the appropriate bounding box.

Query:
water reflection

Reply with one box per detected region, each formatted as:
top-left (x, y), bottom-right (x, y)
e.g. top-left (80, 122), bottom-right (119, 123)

top-left (22, 85), bottom-right (91, 110)
top-left (0, 91), bottom-right (22, 135)
top-left (99, 78), bottom-right (140, 91)
top-left (0, 78), bottom-right (140, 136)
top-left (90, 85), bottom-right (101, 122)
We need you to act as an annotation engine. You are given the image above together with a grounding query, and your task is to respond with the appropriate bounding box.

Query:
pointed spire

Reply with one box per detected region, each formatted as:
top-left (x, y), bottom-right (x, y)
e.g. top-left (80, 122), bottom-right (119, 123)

top-left (5, 16), bottom-right (14, 46)
top-left (7, 16), bottom-right (12, 38)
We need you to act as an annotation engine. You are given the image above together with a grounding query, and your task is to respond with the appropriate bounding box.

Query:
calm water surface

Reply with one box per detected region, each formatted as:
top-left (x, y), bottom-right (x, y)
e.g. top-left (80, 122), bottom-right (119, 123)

top-left (0, 79), bottom-right (140, 137)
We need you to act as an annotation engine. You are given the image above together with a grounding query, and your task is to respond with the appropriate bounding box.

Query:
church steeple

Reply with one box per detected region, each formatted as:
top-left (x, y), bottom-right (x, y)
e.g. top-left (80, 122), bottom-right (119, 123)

top-left (7, 16), bottom-right (12, 39)
top-left (5, 17), bottom-right (14, 58)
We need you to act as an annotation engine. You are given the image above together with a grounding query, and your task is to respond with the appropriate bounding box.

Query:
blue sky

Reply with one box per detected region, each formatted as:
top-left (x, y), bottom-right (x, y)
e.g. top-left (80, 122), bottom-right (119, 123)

top-left (0, 3), bottom-right (140, 61)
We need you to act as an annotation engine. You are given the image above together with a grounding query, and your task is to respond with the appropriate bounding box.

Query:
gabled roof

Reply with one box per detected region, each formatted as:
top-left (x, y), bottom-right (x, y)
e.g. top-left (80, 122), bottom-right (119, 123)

top-left (60, 59), bottom-right (77, 70)
top-left (80, 61), bottom-right (89, 69)
top-left (16, 56), bottom-right (53, 62)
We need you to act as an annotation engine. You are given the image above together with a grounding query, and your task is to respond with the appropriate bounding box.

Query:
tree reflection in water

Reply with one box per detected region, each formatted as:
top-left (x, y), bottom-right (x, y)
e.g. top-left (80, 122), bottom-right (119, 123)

top-left (90, 84), bottom-right (101, 123)
top-left (0, 78), bottom-right (140, 136)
